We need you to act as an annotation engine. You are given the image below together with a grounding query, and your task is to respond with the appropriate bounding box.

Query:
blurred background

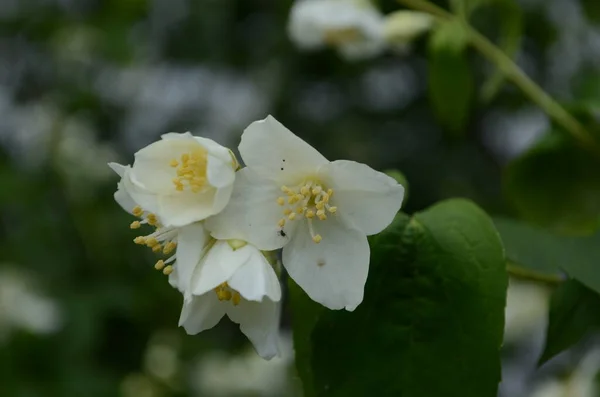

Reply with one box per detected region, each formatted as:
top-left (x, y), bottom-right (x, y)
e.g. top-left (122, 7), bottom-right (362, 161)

top-left (0, 0), bottom-right (599, 396)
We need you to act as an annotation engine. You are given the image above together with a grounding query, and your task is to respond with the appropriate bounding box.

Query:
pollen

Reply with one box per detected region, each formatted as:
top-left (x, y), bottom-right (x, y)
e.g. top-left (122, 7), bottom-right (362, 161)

top-left (132, 206), bottom-right (144, 217)
top-left (154, 260), bottom-right (165, 270)
top-left (170, 147), bottom-right (209, 193)
top-left (275, 179), bottom-right (338, 244)
top-left (214, 282), bottom-right (241, 305)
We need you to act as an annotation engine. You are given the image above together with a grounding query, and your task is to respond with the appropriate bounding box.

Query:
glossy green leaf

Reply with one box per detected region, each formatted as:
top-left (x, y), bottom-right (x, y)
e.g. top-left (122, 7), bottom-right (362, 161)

top-left (504, 131), bottom-right (600, 234)
top-left (540, 279), bottom-right (600, 364)
top-left (428, 21), bottom-right (474, 138)
top-left (291, 199), bottom-right (507, 396)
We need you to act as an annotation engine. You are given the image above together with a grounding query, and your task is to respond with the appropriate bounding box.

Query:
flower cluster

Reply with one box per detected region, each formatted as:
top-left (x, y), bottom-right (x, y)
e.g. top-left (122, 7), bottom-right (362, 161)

top-left (110, 115), bottom-right (404, 359)
top-left (288, 0), bottom-right (434, 60)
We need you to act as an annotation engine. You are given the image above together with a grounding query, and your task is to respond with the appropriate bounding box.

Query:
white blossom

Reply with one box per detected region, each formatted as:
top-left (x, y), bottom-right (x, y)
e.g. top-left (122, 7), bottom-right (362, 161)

top-left (175, 239), bottom-right (282, 359)
top-left (382, 11), bottom-right (434, 51)
top-left (288, 0), bottom-right (386, 60)
top-left (206, 115), bottom-right (404, 311)
top-left (108, 162), bottom-right (210, 292)
top-left (110, 132), bottom-right (238, 228)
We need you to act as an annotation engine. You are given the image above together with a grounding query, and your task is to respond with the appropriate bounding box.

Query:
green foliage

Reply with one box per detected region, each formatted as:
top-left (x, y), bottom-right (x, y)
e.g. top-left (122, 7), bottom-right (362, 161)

top-left (581, 0), bottom-right (600, 24)
top-left (478, 0), bottom-right (523, 102)
top-left (494, 217), bottom-right (600, 295)
top-left (539, 279), bottom-right (600, 364)
top-left (504, 131), bottom-right (600, 234)
top-left (291, 200), bottom-right (507, 396)
top-left (428, 20), bottom-right (474, 138)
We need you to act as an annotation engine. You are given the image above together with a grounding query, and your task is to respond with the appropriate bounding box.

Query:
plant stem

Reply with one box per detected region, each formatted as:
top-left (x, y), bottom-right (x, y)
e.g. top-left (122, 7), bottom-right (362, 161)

top-left (396, 0), bottom-right (600, 154)
top-left (506, 263), bottom-right (563, 286)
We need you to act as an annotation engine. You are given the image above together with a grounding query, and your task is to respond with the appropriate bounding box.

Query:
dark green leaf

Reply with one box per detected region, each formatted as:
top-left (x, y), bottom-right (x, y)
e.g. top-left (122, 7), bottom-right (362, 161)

top-left (479, 0), bottom-right (523, 102)
top-left (504, 131), bottom-right (600, 234)
top-left (291, 199), bottom-right (507, 396)
top-left (494, 217), bottom-right (600, 295)
top-left (428, 21), bottom-right (474, 138)
top-left (540, 279), bottom-right (600, 364)
top-left (581, 0), bottom-right (600, 25)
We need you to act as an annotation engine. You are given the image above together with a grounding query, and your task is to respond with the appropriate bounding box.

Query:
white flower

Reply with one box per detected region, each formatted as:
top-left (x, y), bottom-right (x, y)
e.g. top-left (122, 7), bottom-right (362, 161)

top-left (382, 11), bottom-right (433, 50)
top-left (206, 115), bottom-right (405, 311)
top-left (175, 239), bottom-right (282, 360)
top-left (108, 162), bottom-right (210, 293)
top-left (111, 132), bottom-right (238, 228)
top-left (109, 162), bottom-right (281, 359)
top-left (288, 0), bottom-right (385, 60)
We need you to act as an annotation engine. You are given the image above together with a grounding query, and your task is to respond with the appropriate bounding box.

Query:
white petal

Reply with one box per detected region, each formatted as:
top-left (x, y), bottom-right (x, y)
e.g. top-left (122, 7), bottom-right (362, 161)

top-left (131, 139), bottom-right (195, 193)
top-left (174, 223), bottom-right (210, 295)
top-left (207, 154), bottom-right (235, 189)
top-left (190, 241), bottom-right (253, 297)
top-left (282, 216), bottom-right (370, 311)
top-left (179, 294), bottom-right (226, 334)
top-left (204, 168), bottom-right (291, 250)
top-left (161, 132), bottom-right (194, 141)
top-left (321, 160), bottom-right (404, 235)
top-left (227, 299), bottom-right (281, 360)
top-left (239, 115), bottom-right (328, 181)
top-left (108, 162), bottom-right (128, 178)
top-left (210, 183), bottom-right (234, 218)
top-left (193, 136), bottom-right (233, 165)
top-left (228, 247), bottom-right (282, 302)
top-left (155, 190), bottom-right (218, 227)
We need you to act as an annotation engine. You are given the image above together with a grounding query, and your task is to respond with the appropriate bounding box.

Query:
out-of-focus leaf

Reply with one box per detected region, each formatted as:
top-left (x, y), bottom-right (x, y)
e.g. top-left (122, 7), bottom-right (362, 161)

top-left (494, 217), bottom-right (600, 296)
top-left (428, 20), bottom-right (474, 138)
top-left (581, 0), bottom-right (600, 25)
top-left (539, 279), bottom-right (600, 364)
top-left (504, 131), bottom-right (600, 235)
top-left (479, 0), bottom-right (523, 102)
top-left (291, 200), bottom-right (507, 396)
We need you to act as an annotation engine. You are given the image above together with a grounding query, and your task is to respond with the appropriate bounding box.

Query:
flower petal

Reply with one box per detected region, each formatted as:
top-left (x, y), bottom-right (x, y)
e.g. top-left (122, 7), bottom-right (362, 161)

top-left (108, 163), bottom-right (138, 214)
top-left (190, 241), bottom-right (253, 297)
top-left (131, 138), bottom-right (195, 194)
top-left (239, 115), bottom-right (328, 181)
top-left (228, 247), bottom-right (282, 302)
top-left (227, 299), bottom-right (281, 360)
top-left (321, 160), bottom-right (404, 235)
top-left (174, 223), bottom-right (210, 296)
top-left (282, 216), bottom-right (370, 311)
top-left (207, 154), bottom-right (235, 189)
top-left (179, 294), bottom-right (226, 334)
top-left (154, 190), bottom-right (217, 227)
top-left (205, 168), bottom-right (291, 250)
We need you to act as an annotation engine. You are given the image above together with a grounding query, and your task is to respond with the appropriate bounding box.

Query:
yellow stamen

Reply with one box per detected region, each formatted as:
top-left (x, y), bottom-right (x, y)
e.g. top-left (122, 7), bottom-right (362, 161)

top-left (278, 218), bottom-right (286, 228)
top-left (169, 159), bottom-right (179, 167)
top-left (277, 197), bottom-right (285, 206)
top-left (163, 265), bottom-right (173, 275)
top-left (134, 236), bottom-right (146, 245)
top-left (288, 212), bottom-right (297, 220)
top-left (312, 234), bottom-right (322, 244)
top-left (328, 206), bottom-right (337, 213)
top-left (163, 242), bottom-right (177, 255)
top-left (132, 206), bottom-right (143, 217)
top-left (306, 210), bottom-right (315, 218)
top-left (232, 292), bottom-right (241, 306)
top-left (130, 221), bottom-right (141, 229)
top-left (154, 260), bottom-right (165, 270)
top-left (152, 244), bottom-right (163, 253)
top-left (146, 238), bottom-right (159, 247)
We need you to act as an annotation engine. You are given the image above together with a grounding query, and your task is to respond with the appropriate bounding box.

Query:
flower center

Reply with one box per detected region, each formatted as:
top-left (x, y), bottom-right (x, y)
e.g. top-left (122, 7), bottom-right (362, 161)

top-left (276, 180), bottom-right (337, 244)
top-left (169, 147), bottom-right (208, 193)
top-left (214, 282), bottom-right (241, 306)
top-left (323, 27), bottom-right (362, 45)
top-left (129, 206), bottom-right (178, 275)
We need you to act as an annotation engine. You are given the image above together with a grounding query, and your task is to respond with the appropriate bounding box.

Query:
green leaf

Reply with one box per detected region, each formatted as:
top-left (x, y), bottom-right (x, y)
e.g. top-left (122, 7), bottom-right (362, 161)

top-left (539, 279), bottom-right (600, 364)
top-left (428, 21), bottom-right (474, 138)
top-left (504, 131), bottom-right (600, 234)
top-left (494, 217), bottom-right (600, 295)
top-left (479, 0), bottom-right (523, 102)
top-left (581, 0), bottom-right (600, 25)
top-left (288, 278), bottom-right (324, 397)
top-left (291, 199), bottom-right (507, 396)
